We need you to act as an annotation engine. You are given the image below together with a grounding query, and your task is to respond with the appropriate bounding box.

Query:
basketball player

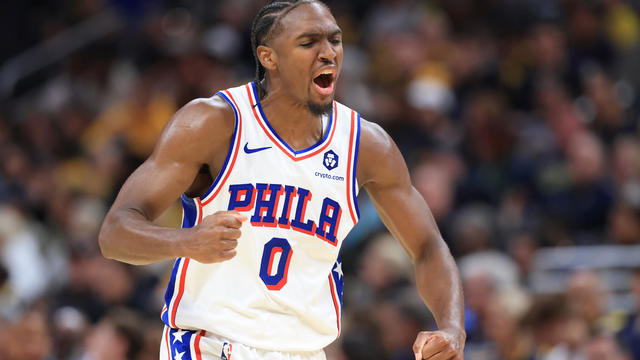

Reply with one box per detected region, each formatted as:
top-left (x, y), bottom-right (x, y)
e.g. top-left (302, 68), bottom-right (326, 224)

top-left (99, 1), bottom-right (465, 359)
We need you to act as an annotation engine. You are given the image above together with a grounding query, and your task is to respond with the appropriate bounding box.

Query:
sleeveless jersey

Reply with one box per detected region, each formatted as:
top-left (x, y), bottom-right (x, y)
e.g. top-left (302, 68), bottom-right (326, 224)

top-left (160, 82), bottom-right (361, 352)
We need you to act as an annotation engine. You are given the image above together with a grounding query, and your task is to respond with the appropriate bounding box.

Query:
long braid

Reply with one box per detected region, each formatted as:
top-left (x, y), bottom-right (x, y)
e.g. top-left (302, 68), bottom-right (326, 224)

top-left (250, 0), bottom-right (321, 100)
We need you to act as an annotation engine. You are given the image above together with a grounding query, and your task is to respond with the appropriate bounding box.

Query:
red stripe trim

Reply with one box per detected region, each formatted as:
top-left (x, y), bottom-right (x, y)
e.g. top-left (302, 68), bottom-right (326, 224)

top-left (167, 260), bottom-right (182, 328)
top-left (328, 275), bottom-right (341, 334)
top-left (346, 110), bottom-right (357, 225)
top-left (170, 258), bottom-right (190, 328)
top-left (196, 198), bottom-right (203, 224)
top-left (170, 199), bottom-right (203, 327)
top-left (194, 330), bottom-right (205, 360)
top-left (202, 89), bottom-right (243, 206)
top-left (247, 85), bottom-right (291, 158)
top-left (164, 326), bottom-right (172, 360)
top-left (246, 84), bottom-right (337, 161)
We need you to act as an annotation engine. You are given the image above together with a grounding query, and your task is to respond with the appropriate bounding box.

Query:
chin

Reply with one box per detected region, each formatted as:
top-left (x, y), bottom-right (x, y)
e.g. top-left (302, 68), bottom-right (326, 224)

top-left (307, 99), bottom-right (333, 116)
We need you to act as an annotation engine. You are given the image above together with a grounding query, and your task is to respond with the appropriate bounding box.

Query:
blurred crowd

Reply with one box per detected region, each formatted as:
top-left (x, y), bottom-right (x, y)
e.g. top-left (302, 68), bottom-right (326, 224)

top-left (2, 0), bottom-right (640, 359)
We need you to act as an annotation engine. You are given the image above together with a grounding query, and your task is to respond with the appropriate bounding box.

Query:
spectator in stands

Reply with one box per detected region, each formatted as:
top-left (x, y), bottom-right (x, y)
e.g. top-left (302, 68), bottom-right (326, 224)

top-left (461, 272), bottom-right (495, 344)
top-left (566, 270), bottom-right (608, 332)
top-left (617, 267), bottom-right (640, 359)
top-left (51, 306), bottom-right (88, 360)
top-left (482, 290), bottom-right (530, 360)
top-left (374, 293), bottom-right (435, 360)
top-left (608, 198), bottom-right (640, 245)
top-left (543, 130), bottom-right (614, 244)
top-left (79, 308), bottom-right (145, 360)
top-left (348, 232), bottom-right (413, 310)
top-left (582, 332), bottom-right (630, 360)
top-left (0, 306), bottom-right (52, 360)
top-left (521, 294), bottom-right (582, 360)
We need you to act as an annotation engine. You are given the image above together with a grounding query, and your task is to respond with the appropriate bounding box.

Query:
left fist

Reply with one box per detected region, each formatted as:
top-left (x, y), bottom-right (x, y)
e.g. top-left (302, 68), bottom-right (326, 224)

top-left (412, 329), bottom-right (465, 360)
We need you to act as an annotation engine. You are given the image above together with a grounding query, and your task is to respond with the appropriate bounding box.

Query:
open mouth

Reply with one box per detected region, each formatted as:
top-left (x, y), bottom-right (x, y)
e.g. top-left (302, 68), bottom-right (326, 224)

top-left (313, 71), bottom-right (335, 95)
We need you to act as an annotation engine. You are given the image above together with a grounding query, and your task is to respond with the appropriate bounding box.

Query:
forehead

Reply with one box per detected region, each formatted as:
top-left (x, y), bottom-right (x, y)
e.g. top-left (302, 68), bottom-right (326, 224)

top-left (277, 3), bottom-right (340, 38)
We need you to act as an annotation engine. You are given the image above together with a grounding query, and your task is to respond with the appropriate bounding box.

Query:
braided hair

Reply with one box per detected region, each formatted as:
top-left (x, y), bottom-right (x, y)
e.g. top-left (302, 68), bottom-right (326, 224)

top-left (250, 0), bottom-right (325, 100)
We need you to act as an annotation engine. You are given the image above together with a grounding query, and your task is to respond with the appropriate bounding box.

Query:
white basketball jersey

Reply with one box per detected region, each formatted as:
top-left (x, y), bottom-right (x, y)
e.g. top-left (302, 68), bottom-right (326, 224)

top-left (161, 82), bottom-right (361, 352)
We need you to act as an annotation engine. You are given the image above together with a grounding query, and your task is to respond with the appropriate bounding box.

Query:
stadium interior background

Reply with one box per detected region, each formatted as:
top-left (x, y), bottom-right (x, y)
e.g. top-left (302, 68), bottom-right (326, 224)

top-left (1, 0), bottom-right (640, 358)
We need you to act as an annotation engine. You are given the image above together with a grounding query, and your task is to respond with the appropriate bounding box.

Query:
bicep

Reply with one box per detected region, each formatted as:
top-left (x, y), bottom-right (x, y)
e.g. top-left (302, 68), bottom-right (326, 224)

top-left (109, 153), bottom-right (200, 221)
top-left (108, 98), bottom-right (233, 221)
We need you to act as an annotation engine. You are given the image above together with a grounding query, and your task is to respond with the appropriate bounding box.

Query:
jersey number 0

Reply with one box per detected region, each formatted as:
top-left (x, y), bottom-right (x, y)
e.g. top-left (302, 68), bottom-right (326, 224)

top-left (259, 237), bottom-right (293, 290)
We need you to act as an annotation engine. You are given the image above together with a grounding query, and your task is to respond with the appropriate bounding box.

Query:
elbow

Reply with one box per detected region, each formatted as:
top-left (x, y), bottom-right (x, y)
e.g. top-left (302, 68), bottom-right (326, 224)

top-left (98, 212), bottom-right (150, 266)
top-left (412, 235), bottom-right (452, 269)
top-left (98, 228), bottom-right (112, 260)
top-left (98, 216), bottom-right (117, 260)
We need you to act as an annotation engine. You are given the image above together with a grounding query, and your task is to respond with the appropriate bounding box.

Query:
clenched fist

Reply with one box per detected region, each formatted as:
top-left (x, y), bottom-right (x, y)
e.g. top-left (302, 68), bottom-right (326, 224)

top-left (181, 211), bottom-right (248, 263)
top-left (413, 329), bottom-right (465, 360)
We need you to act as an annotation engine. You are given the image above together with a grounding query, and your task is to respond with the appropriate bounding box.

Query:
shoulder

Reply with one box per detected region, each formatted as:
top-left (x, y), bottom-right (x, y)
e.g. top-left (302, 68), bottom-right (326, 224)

top-left (168, 95), bottom-right (235, 136)
top-left (151, 94), bottom-right (236, 161)
top-left (356, 118), bottom-right (409, 188)
top-left (359, 118), bottom-right (394, 154)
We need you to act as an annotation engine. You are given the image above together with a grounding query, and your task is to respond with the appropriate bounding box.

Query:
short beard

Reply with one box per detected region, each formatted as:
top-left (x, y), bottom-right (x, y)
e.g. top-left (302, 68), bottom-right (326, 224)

top-left (307, 100), bottom-right (333, 117)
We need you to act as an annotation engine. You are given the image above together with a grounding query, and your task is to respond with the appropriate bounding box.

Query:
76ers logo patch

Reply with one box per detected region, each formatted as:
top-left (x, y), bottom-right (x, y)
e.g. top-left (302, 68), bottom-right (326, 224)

top-left (221, 342), bottom-right (232, 360)
top-left (323, 150), bottom-right (339, 171)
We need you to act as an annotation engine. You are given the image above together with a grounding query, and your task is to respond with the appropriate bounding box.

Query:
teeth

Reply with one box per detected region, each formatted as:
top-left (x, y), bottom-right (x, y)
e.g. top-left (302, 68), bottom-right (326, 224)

top-left (321, 70), bottom-right (333, 75)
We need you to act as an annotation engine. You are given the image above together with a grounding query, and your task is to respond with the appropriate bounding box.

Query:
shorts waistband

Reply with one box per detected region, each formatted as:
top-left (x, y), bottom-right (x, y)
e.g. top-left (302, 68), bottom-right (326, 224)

top-left (161, 326), bottom-right (326, 360)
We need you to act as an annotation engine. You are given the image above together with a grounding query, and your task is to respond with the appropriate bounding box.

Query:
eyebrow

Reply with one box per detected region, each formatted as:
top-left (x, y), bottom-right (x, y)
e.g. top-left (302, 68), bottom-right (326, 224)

top-left (295, 29), bottom-right (342, 40)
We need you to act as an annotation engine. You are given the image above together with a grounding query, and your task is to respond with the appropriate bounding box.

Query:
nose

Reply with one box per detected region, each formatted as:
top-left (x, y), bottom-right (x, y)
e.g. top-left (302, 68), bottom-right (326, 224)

top-left (318, 39), bottom-right (337, 63)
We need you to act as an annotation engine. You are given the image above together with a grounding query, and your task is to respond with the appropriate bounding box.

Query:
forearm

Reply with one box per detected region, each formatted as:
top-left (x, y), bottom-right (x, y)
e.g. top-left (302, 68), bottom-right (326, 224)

top-left (99, 207), bottom-right (188, 265)
top-left (415, 238), bottom-right (465, 334)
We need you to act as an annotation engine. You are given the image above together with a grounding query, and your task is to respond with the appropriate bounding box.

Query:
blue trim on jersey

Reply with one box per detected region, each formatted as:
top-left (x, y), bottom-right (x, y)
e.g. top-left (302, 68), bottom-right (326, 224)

top-left (332, 255), bottom-right (344, 306)
top-left (162, 195), bottom-right (197, 326)
top-left (161, 307), bottom-right (169, 325)
top-left (168, 328), bottom-right (195, 360)
top-left (180, 195), bottom-right (199, 228)
top-left (196, 91), bottom-right (240, 201)
top-left (353, 113), bottom-right (361, 219)
top-left (250, 82), bottom-right (334, 156)
top-left (163, 259), bottom-right (182, 326)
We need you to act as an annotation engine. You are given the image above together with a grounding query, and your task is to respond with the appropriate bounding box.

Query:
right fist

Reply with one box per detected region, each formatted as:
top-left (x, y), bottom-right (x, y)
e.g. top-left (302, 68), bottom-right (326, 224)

top-left (182, 211), bottom-right (247, 263)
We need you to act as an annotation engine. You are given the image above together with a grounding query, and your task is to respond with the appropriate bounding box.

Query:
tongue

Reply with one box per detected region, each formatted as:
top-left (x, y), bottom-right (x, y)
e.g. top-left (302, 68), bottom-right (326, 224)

top-left (313, 74), bottom-right (334, 95)
top-left (315, 74), bottom-right (331, 88)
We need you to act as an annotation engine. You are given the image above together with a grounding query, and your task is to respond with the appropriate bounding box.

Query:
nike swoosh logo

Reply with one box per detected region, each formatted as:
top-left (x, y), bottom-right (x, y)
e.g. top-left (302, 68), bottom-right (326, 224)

top-left (243, 142), bottom-right (272, 154)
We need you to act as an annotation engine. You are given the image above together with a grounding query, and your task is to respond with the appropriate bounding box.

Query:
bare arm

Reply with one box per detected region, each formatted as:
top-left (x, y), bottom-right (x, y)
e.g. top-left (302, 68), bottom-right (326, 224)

top-left (357, 120), bottom-right (465, 359)
top-left (99, 96), bottom-right (245, 265)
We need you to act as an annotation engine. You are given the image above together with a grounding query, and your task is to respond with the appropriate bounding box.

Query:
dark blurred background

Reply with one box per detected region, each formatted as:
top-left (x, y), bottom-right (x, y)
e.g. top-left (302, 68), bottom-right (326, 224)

top-left (1, 0), bottom-right (640, 359)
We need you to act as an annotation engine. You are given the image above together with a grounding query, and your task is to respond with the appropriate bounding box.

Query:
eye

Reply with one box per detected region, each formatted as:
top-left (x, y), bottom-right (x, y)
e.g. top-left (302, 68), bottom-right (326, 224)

top-left (330, 38), bottom-right (342, 45)
top-left (300, 40), bottom-right (314, 47)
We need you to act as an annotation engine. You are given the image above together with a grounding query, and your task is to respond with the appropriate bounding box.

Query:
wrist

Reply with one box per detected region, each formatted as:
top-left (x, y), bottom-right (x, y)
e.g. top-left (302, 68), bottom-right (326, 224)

top-left (441, 325), bottom-right (466, 341)
top-left (176, 227), bottom-right (196, 258)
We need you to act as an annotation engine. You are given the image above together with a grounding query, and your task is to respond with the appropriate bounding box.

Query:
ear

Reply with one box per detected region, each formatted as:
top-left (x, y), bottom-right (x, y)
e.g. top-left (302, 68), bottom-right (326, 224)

top-left (257, 45), bottom-right (278, 72)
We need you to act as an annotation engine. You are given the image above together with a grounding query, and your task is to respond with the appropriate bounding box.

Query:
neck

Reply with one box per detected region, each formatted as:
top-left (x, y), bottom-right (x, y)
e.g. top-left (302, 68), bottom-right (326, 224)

top-left (258, 80), bottom-right (327, 151)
